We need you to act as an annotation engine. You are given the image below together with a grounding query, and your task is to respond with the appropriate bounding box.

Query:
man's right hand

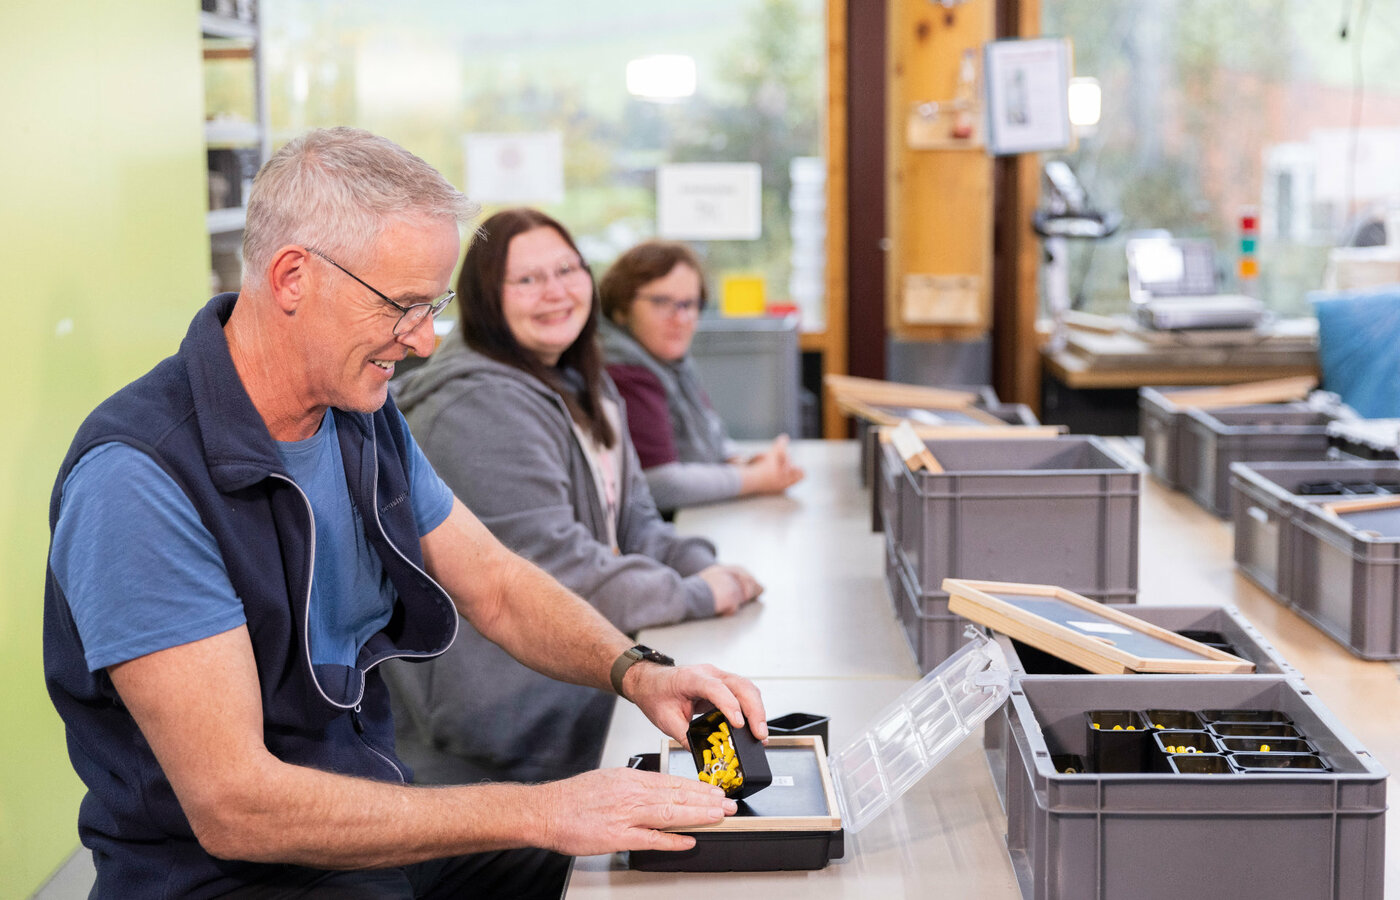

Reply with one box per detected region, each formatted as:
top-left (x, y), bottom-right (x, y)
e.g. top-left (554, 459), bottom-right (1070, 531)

top-left (534, 768), bottom-right (737, 855)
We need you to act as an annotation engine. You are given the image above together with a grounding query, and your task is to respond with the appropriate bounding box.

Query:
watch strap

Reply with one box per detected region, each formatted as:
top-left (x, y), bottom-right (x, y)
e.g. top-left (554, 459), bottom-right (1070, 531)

top-left (610, 645), bottom-right (673, 697)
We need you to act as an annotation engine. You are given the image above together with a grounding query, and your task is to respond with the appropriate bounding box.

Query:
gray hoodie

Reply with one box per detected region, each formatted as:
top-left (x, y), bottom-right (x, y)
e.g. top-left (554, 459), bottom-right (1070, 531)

top-left (382, 337), bottom-right (717, 781)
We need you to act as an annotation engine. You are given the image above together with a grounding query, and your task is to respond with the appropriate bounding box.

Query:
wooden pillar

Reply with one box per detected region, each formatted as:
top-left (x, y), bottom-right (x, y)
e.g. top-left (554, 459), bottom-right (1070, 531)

top-left (992, 0), bottom-right (1044, 410)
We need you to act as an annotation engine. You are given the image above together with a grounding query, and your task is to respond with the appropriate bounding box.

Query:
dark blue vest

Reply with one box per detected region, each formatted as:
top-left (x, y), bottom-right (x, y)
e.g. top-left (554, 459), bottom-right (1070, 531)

top-left (43, 294), bottom-right (458, 898)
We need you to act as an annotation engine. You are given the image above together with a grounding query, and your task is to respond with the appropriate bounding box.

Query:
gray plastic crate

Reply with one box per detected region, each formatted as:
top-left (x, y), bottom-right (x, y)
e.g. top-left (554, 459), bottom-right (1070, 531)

top-left (689, 315), bottom-right (799, 440)
top-left (856, 385), bottom-right (1004, 489)
top-left (1229, 460), bottom-right (1400, 601)
top-left (875, 439), bottom-right (904, 541)
top-left (1003, 677), bottom-right (1387, 900)
top-left (1179, 405), bottom-right (1333, 518)
top-left (888, 549), bottom-right (976, 673)
top-left (1289, 497), bottom-right (1400, 659)
top-left (894, 436), bottom-right (1140, 602)
top-left (860, 391), bottom-right (1038, 531)
top-left (982, 603), bottom-right (1301, 807)
top-left (1138, 386), bottom-right (1197, 488)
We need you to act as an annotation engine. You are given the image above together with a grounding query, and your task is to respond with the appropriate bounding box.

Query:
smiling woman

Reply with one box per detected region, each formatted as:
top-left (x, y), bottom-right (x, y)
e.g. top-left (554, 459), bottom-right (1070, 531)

top-left (382, 208), bottom-right (763, 784)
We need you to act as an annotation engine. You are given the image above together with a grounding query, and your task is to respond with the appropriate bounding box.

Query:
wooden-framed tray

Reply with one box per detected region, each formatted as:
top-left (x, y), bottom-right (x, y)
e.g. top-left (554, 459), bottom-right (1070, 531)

top-left (944, 578), bottom-right (1255, 675)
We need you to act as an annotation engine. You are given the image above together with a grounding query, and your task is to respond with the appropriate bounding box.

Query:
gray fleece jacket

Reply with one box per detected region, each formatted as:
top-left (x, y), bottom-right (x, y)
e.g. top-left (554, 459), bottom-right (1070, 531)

top-left (382, 337), bottom-right (717, 779)
top-left (598, 318), bottom-right (743, 511)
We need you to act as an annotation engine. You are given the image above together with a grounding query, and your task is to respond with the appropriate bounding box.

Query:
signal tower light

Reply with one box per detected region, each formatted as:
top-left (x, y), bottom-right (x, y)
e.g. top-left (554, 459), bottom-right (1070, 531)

top-left (1238, 208), bottom-right (1260, 294)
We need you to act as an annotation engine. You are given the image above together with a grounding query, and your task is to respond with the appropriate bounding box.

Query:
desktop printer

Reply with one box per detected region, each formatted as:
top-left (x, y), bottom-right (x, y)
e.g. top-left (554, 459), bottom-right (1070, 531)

top-left (1126, 237), bottom-right (1265, 331)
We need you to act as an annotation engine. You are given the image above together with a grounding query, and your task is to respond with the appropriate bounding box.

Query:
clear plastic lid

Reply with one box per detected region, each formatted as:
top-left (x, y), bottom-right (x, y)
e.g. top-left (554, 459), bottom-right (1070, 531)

top-left (828, 628), bottom-right (1011, 833)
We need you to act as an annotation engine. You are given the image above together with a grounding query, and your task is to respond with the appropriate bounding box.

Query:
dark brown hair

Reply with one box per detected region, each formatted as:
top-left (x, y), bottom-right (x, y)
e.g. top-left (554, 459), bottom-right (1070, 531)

top-left (598, 240), bottom-right (708, 322)
top-left (457, 207), bottom-right (615, 447)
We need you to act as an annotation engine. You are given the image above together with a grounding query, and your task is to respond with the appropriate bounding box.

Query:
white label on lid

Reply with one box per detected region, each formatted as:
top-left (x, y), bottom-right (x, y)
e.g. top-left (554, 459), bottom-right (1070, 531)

top-left (1068, 620), bottom-right (1133, 636)
top-left (771, 775), bottom-right (796, 787)
top-left (890, 421), bottom-right (926, 462)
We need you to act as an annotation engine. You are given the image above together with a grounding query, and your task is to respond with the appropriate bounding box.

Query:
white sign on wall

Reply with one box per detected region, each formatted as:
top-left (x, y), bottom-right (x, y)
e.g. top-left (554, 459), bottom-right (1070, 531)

top-left (465, 132), bottom-right (565, 205)
top-left (656, 162), bottom-right (763, 240)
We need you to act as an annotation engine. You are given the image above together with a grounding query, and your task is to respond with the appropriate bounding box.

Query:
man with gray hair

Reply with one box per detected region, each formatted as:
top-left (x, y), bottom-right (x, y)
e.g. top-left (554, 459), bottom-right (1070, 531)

top-left (44, 127), bottom-right (766, 898)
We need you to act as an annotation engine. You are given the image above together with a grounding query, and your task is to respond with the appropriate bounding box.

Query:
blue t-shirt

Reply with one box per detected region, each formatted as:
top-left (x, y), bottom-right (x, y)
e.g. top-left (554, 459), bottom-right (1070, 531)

top-left (51, 409), bottom-right (455, 671)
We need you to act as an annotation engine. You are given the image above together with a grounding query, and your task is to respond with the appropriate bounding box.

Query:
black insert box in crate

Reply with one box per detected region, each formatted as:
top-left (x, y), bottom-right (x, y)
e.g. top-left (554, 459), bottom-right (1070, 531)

top-left (629, 735), bottom-right (840, 873)
top-left (1003, 677), bottom-right (1387, 900)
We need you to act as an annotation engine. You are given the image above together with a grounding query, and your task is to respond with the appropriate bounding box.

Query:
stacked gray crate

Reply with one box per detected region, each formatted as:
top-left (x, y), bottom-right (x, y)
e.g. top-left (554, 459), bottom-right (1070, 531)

top-left (688, 315), bottom-right (800, 440)
top-left (1138, 386), bottom-right (1197, 488)
top-left (1231, 459), bottom-right (1400, 659)
top-left (1178, 404), bottom-right (1333, 517)
top-left (881, 436), bottom-right (1140, 672)
top-left (1001, 677), bottom-right (1386, 900)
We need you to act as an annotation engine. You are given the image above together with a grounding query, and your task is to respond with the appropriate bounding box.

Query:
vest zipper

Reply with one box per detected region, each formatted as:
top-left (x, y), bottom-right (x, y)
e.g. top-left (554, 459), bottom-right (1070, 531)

top-left (270, 471), bottom-right (408, 783)
top-left (362, 427), bottom-right (459, 657)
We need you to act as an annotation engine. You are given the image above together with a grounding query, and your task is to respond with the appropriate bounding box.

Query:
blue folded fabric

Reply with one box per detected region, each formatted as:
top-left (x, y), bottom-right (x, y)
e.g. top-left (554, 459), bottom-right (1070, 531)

top-left (1311, 287), bottom-right (1400, 418)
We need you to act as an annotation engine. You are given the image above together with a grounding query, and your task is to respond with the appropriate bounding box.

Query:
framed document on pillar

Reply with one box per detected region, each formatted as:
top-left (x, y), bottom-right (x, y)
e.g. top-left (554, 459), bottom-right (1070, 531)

top-left (982, 38), bottom-right (1072, 156)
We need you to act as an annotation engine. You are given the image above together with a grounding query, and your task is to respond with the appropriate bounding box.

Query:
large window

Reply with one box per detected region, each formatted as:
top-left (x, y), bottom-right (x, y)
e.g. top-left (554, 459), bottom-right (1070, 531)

top-left (263, 0), bottom-right (826, 326)
top-left (1043, 1), bottom-right (1400, 317)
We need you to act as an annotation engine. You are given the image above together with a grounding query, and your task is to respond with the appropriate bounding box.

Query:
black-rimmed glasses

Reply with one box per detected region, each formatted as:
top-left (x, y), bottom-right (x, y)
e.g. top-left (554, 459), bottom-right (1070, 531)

top-left (308, 248), bottom-right (455, 336)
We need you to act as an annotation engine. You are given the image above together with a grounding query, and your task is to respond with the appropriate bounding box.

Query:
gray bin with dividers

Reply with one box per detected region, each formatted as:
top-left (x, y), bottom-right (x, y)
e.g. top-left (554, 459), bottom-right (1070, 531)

top-left (981, 603), bottom-right (1300, 807)
top-left (1229, 459), bottom-right (1400, 602)
top-left (893, 436), bottom-right (1140, 604)
top-left (1288, 494), bottom-right (1400, 659)
top-left (1179, 404), bottom-right (1333, 518)
top-left (1002, 677), bottom-right (1387, 900)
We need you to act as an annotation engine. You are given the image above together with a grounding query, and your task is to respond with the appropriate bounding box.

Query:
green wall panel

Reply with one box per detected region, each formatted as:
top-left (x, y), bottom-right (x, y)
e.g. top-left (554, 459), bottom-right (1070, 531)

top-left (0, 2), bottom-right (210, 894)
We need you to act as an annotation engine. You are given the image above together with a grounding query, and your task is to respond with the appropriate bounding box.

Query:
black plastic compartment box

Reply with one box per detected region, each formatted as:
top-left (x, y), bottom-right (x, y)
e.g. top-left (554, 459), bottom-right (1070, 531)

top-left (1003, 677), bottom-right (1387, 899)
top-left (888, 436), bottom-right (1140, 603)
top-left (1230, 459), bottom-right (1400, 658)
top-left (629, 736), bottom-right (839, 872)
top-left (1179, 404), bottom-right (1333, 517)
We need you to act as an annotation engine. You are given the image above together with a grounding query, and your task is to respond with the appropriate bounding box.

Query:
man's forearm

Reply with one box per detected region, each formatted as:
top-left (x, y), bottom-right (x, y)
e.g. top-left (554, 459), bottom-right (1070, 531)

top-left (202, 762), bottom-right (547, 868)
top-left (421, 499), bottom-right (630, 695)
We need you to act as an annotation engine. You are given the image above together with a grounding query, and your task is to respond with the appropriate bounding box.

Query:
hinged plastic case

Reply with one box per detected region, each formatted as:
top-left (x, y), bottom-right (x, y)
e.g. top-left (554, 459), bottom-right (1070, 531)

top-left (828, 627), bottom-right (1011, 833)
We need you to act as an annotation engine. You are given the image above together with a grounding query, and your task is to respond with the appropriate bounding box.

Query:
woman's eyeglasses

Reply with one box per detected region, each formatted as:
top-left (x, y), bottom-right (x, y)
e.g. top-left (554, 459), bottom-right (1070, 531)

top-left (639, 294), bottom-right (705, 318)
top-left (504, 259), bottom-right (592, 295)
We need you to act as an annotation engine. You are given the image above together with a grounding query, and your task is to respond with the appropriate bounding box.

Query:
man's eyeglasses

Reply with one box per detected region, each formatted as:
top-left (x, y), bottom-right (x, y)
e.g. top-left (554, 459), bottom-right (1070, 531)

top-left (639, 293), bottom-right (705, 319)
top-left (504, 258), bottom-right (592, 295)
top-left (308, 248), bottom-right (455, 336)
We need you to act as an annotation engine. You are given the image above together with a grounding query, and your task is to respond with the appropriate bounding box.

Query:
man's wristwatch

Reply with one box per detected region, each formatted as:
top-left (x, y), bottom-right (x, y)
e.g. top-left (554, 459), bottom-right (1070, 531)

top-left (610, 644), bottom-right (675, 697)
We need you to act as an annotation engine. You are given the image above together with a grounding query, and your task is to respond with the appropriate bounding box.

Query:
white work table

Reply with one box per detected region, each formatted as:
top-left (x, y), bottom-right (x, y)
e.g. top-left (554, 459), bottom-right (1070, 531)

top-left (563, 439), bottom-right (1400, 898)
